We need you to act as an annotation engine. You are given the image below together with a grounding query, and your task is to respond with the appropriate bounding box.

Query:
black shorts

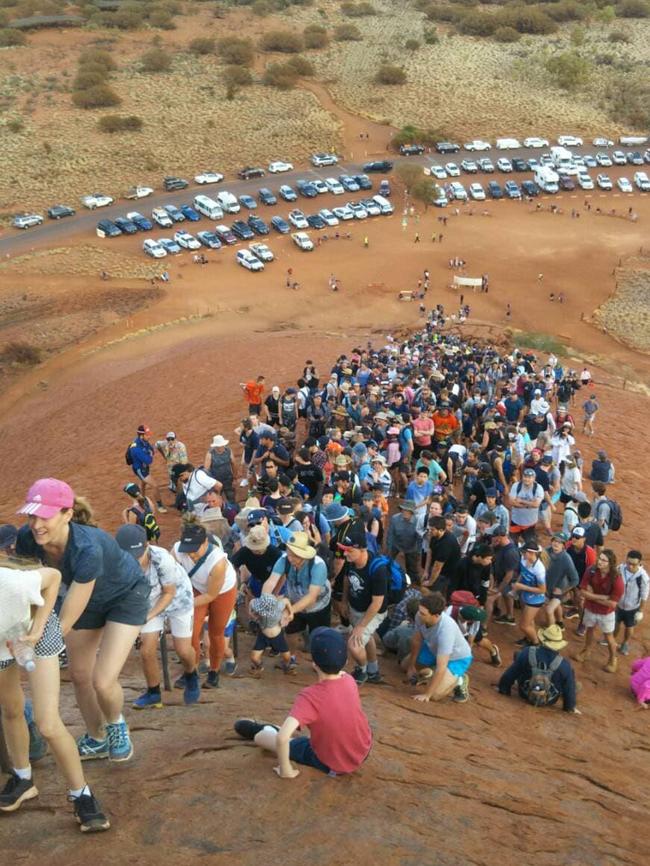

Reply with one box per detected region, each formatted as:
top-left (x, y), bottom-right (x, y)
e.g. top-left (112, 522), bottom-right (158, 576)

top-left (253, 631), bottom-right (289, 654)
top-left (615, 608), bottom-right (637, 629)
top-left (73, 581), bottom-right (150, 630)
top-left (285, 604), bottom-right (331, 635)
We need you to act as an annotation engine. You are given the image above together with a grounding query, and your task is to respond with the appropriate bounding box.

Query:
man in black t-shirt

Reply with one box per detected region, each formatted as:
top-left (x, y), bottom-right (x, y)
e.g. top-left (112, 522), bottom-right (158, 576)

top-left (294, 447), bottom-right (324, 502)
top-left (231, 526), bottom-right (281, 599)
top-left (492, 528), bottom-right (520, 625)
top-left (425, 516), bottom-right (461, 598)
top-left (339, 520), bottom-right (389, 685)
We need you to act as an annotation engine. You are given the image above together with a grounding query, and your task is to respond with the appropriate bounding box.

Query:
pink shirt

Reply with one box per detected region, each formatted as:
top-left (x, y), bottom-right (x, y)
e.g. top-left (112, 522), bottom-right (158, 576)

top-left (413, 416), bottom-right (435, 446)
top-left (290, 673), bottom-right (372, 773)
top-left (631, 657), bottom-right (650, 704)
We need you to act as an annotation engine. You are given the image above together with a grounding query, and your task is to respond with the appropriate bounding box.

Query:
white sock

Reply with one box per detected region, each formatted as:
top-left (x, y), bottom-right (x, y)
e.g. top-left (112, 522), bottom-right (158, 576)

top-left (14, 766), bottom-right (32, 781)
top-left (262, 725), bottom-right (277, 734)
top-left (69, 785), bottom-right (90, 799)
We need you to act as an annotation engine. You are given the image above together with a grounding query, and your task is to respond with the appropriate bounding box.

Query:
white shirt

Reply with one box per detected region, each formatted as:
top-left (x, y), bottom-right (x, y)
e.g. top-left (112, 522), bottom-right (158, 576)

top-left (173, 543), bottom-right (237, 596)
top-left (144, 546), bottom-right (194, 616)
top-left (0, 568), bottom-right (43, 663)
top-left (183, 467), bottom-right (218, 516)
top-left (551, 432), bottom-right (575, 465)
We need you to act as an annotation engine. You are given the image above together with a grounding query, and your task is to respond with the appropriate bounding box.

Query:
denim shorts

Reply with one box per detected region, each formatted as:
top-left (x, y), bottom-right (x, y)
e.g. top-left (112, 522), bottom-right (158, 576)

top-left (73, 581), bottom-right (150, 630)
top-left (417, 644), bottom-right (473, 677)
top-left (289, 737), bottom-right (334, 775)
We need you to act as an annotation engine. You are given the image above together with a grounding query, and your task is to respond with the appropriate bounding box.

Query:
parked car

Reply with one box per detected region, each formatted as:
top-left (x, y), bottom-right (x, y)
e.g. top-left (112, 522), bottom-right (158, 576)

top-left (306, 213), bottom-right (326, 230)
top-left (238, 166), bottom-right (265, 180)
top-left (577, 174), bottom-right (594, 190)
top-left (362, 160), bottom-right (393, 172)
top-left (339, 175), bottom-right (360, 192)
top-left (558, 135), bottom-right (583, 147)
top-left (197, 230), bottom-right (222, 249)
top-left (487, 181), bottom-right (503, 199)
top-left (174, 230), bottom-right (201, 250)
top-left (247, 215), bottom-right (270, 235)
top-left (311, 179), bottom-right (329, 194)
top-left (325, 177), bottom-right (344, 195)
top-left (318, 208), bottom-right (339, 226)
top-left (163, 204), bottom-right (185, 223)
top-left (354, 174), bottom-right (373, 190)
top-left (464, 140), bottom-right (491, 151)
top-left (194, 171), bottom-right (224, 185)
top-left (559, 176), bottom-right (575, 191)
top-left (612, 151), bottom-right (627, 166)
top-left (288, 209), bottom-right (309, 229)
top-left (596, 173), bottom-right (613, 190)
top-left (13, 213), bottom-right (43, 229)
top-left (468, 182), bottom-right (485, 201)
top-left (379, 179), bottom-right (391, 196)
top-left (527, 158), bottom-right (540, 171)
top-left (215, 224), bottom-right (237, 245)
top-left (596, 152), bottom-right (613, 167)
top-left (179, 204), bottom-right (201, 222)
top-left (444, 163), bottom-right (460, 177)
top-left (592, 137), bottom-right (613, 147)
top-left (634, 171), bottom-right (650, 191)
top-left (81, 193), bottom-right (113, 209)
top-left (347, 202), bottom-right (368, 219)
top-left (359, 198), bottom-right (381, 216)
top-left (152, 208), bottom-right (173, 228)
top-left (400, 143), bottom-right (424, 155)
top-left (504, 180), bottom-right (521, 199)
top-left (158, 237), bottom-right (182, 254)
top-left (96, 219), bottom-right (121, 238)
top-left (279, 184), bottom-right (298, 202)
top-left (296, 179), bottom-right (319, 198)
top-left (496, 158), bottom-right (513, 173)
top-left (113, 216), bottom-right (138, 235)
top-left (511, 158), bottom-right (527, 172)
top-left (125, 186), bottom-right (153, 200)
top-left (47, 204), bottom-right (75, 219)
top-left (291, 231), bottom-right (314, 251)
top-left (126, 211), bottom-right (153, 231)
top-left (163, 177), bottom-right (189, 191)
top-left (332, 204), bottom-right (354, 220)
top-left (521, 180), bottom-right (538, 197)
top-left (495, 138), bottom-right (521, 150)
top-left (271, 215), bottom-right (291, 234)
top-left (617, 177), bottom-right (633, 193)
top-left (143, 239), bottom-right (166, 258)
top-left (311, 153), bottom-right (338, 167)
top-left (435, 142), bottom-right (460, 154)
top-left (250, 242), bottom-right (274, 262)
top-left (231, 220), bottom-right (255, 240)
top-left (460, 159), bottom-right (478, 174)
top-left (236, 249), bottom-right (264, 271)
top-left (627, 151), bottom-right (644, 166)
top-left (583, 154), bottom-right (598, 168)
top-left (239, 194), bottom-right (258, 210)
top-left (258, 188), bottom-right (277, 206)
top-left (477, 158), bottom-right (494, 173)
top-left (268, 161), bottom-right (293, 173)
top-left (448, 181), bottom-right (467, 201)
top-left (523, 137), bottom-right (549, 148)
top-left (429, 165), bottom-right (447, 180)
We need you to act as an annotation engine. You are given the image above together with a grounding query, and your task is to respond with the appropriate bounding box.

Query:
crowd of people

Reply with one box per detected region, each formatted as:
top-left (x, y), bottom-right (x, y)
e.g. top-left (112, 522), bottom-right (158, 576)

top-left (1, 320), bottom-right (648, 831)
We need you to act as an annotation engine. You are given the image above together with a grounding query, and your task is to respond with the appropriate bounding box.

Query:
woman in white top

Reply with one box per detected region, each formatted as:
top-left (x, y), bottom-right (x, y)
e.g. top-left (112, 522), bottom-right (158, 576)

top-left (172, 523), bottom-right (237, 690)
top-left (0, 561), bottom-right (109, 832)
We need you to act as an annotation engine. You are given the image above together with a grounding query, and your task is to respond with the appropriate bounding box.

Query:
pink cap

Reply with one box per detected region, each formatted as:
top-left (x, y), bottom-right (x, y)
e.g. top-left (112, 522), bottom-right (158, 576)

top-left (18, 478), bottom-right (75, 518)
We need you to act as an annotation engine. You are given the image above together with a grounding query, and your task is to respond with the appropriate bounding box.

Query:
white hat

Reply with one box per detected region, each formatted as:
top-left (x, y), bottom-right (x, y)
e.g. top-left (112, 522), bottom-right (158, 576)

top-left (166, 431), bottom-right (176, 439)
top-left (211, 434), bottom-right (229, 448)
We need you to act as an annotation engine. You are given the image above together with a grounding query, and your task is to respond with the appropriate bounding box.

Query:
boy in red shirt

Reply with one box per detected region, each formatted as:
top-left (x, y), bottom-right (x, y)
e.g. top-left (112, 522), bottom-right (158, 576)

top-left (577, 549), bottom-right (624, 673)
top-left (233, 628), bottom-right (372, 777)
top-left (241, 376), bottom-right (265, 415)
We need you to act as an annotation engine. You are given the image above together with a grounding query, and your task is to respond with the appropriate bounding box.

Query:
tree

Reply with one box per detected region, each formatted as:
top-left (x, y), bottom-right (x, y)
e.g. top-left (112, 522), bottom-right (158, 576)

top-left (189, 37), bottom-right (216, 55)
top-left (140, 48), bottom-right (172, 72)
top-left (397, 163), bottom-right (423, 191)
top-left (412, 179), bottom-right (438, 209)
top-left (303, 24), bottom-right (328, 49)
top-left (72, 84), bottom-right (121, 108)
top-left (218, 37), bottom-right (254, 66)
top-left (259, 30), bottom-right (304, 52)
top-left (375, 64), bottom-right (406, 85)
top-left (545, 51), bottom-right (590, 90)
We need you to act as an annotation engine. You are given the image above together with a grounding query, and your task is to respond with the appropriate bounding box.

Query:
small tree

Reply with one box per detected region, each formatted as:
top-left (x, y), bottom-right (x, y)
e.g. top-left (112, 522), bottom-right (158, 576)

top-left (72, 84), bottom-right (121, 108)
top-left (546, 51), bottom-right (590, 90)
top-left (79, 48), bottom-right (116, 71)
top-left (618, 0), bottom-right (650, 17)
top-left (259, 30), bottom-right (304, 52)
top-left (334, 23), bottom-right (362, 41)
top-left (286, 55), bottom-right (314, 76)
top-left (218, 36), bottom-right (254, 66)
top-left (223, 65), bottom-right (253, 89)
top-left (303, 24), bottom-right (328, 49)
top-left (263, 62), bottom-right (299, 89)
top-left (397, 163), bottom-right (423, 191)
top-left (375, 64), bottom-right (406, 85)
top-left (140, 48), bottom-right (172, 72)
top-left (189, 37), bottom-right (216, 55)
top-left (341, 2), bottom-right (376, 17)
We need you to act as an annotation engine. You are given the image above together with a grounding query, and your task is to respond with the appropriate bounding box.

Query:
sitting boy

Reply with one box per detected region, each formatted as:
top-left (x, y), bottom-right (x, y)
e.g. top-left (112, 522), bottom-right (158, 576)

top-left (233, 627), bottom-right (372, 778)
top-left (249, 593), bottom-right (294, 676)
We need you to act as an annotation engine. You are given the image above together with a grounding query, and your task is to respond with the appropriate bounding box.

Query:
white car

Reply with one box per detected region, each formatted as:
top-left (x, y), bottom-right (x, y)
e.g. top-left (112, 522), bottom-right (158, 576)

top-left (152, 208), bottom-right (173, 228)
top-left (312, 179), bottom-right (328, 194)
top-left (360, 198), bottom-right (381, 216)
top-left (236, 249), bottom-right (264, 271)
top-left (288, 209), bottom-right (309, 229)
top-left (249, 242), bottom-right (274, 262)
top-left (332, 205), bottom-right (354, 221)
top-left (325, 177), bottom-right (345, 195)
top-left (81, 193), bottom-right (114, 209)
top-left (464, 140), bottom-right (491, 151)
top-left (617, 177), bottom-right (633, 193)
top-left (557, 135), bottom-right (583, 147)
top-left (268, 161), bottom-right (294, 173)
top-left (577, 174), bottom-right (594, 190)
top-left (348, 202), bottom-right (368, 219)
top-left (449, 181), bottom-right (467, 201)
top-left (496, 158), bottom-right (513, 173)
top-left (634, 171), bottom-right (650, 191)
top-left (495, 138), bottom-right (521, 149)
top-left (429, 165), bottom-right (448, 180)
top-left (596, 152), bottom-right (613, 167)
top-left (318, 208), bottom-right (339, 226)
top-left (143, 239), bottom-right (166, 258)
top-left (592, 137), bottom-right (613, 148)
top-left (469, 182), bottom-right (486, 201)
top-left (311, 153), bottom-right (339, 167)
top-left (12, 213), bottom-right (43, 229)
top-left (612, 151), bottom-right (627, 166)
top-left (596, 173), bottom-right (612, 190)
top-left (445, 163), bottom-right (460, 177)
top-left (291, 231), bottom-right (314, 251)
top-left (125, 186), bottom-right (153, 200)
top-left (194, 171), bottom-right (224, 185)
top-left (523, 137), bottom-right (549, 149)
top-left (174, 230), bottom-right (201, 250)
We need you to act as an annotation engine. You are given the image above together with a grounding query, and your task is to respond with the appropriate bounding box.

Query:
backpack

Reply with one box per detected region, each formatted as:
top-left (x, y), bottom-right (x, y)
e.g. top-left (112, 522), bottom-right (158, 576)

top-left (597, 497), bottom-right (622, 532)
top-left (448, 590), bottom-right (480, 622)
top-left (369, 555), bottom-right (406, 605)
top-left (524, 646), bottom-right (562, 707)
top-left (365, 531), bottom-right (379, 557)
top-left (125, 443), bottom-right (134, 466)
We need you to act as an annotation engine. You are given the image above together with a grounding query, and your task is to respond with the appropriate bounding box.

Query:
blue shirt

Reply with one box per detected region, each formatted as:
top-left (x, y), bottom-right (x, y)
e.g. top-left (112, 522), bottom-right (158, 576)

top-left (128, 436), bottom-right (154, 474)
top-left (518, 557), bottom-right (546, 607)
top-left (405, 479), bottom-right (434, 506)
top-left (271, 554), bottom-right (330, 612)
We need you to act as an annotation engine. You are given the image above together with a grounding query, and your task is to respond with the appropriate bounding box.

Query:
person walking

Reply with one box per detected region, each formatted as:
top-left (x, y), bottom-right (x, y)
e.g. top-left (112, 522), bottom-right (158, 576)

top-left (204, 434), bottom-right (236, 504)
top-left (577, 549), bottom-right (624, 673)
top-left (126, 425), bottom-right (167, 513)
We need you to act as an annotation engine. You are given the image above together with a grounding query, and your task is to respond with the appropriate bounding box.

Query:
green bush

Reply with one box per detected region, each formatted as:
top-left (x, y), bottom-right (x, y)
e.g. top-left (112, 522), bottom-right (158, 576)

top-left (252, 0), bottom-right (271, 15)
top-left (149, 7), bottom-right (176, 29)
top-left (285, 54), bottom-right (314, 75)
top-left (72, 83), bottom-right (121, 108)
top-left (109, 6), bottom-right (142, 29)
top-left (608, 28), bottom-right (631, 41)
top-left (493, 26), bottom-right (520, 43)
top-left (263, 61), bottom-right (299, 89)
top-left (494, 7), bottom-right (557, 34)
top-left (424, 4), bottom-right (463, 23)
top-left (458, 12), bottom-right (495, 36)
top-left (617, 0), bottom-right (649, 17)
top-left (79, 48), bottom-right (116, 71)
top-left (218, 36), bottom-right (254, 65)
top-left (334, 22), bottom-right (362, 40)
top-left (74, 69), bottom-right (107, 89)
top-left (423, 26), bottom-right (438, 44)
top-left (7, 117), bottom-right (24, 132)
top-left (189, 36), bottom-right (215, 55)
top-left (341, 1), bottom-right (375, 16)
top-left (259, 29), bottom-right (303, 52)
top-left (0, 341), bottom-right (42, 366)
top-left (375, 63), bottom-right (406, 85)
top-left (97, 114), bottom-right (143, 132)
top-left (405, 38), bottom-right (420, 50)
top-left (545, 51), bottom-right (590, 90)
top-left (140, 48), bottom-right (172, 72)
top-left (303, 24), bottom-right (328, 48)
top-left (546, 1), bottom-right (588, 22)
top-left (224, 65), bottom-right (253, 86)
top-left (0, 28), bottom-right (26, 45)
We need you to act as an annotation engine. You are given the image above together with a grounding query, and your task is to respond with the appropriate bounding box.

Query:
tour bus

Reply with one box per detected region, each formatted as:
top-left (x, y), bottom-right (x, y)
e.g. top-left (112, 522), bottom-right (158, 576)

top-left (193, 195), bottom-right (224, 220)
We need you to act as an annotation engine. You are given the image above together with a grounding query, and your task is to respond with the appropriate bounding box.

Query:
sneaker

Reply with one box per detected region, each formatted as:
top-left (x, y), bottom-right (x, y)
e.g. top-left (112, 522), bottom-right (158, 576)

top-left (598, 637), bottom-right (608, 647)
top-left (202, 670), bottom-right (220, 689)
top-left (564, 607), bottom-right (580, 620)
top-left (618, 642), bottom-right (630, 656)
top-left (77, 733), bottom-right (109, 761)
top-left (72, 790), bottom-right (110, 833)
top-left (604, 658), bottom-right (618, 674)
top-left (28, 721), bottom-right (49, 763)
top-left (489, 645), bottom-right (502, 667)
top-left (367, 671), bottom-right (385, 684)
top-left (249, 662), bottom-right (264, 678)
top-left (351, 665), bottom-right (368, 684)
top-left (133, 690), bottom-right (163, 710)
top-left (174, 672), bottom-right (188, 689)
top-left (453, 674), bottom-right (470, 703)
top-left (576, 624), bottom-right (586, 637)
top-left (224, 660), bottom-right (238, 676)
top-left (279, 661), bottom-right (297, 676)
top-left (183, 671), bottom-right (201, 705)
top-left (106, 721), bottom-right (133, 763)
top-left (157, 504), bottom-right (168, 514)
top-left (495, 615), bottom-right (516, 626)
top-left (233, 719), bottom-right (278, 740)
top-left (197, 661), bottom-right (209, 675)
top-left (0, 772), bottom-right (39, 812)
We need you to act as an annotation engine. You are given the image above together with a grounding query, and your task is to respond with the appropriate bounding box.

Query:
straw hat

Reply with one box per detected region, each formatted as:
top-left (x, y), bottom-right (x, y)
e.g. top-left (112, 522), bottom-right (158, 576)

top-left (285, 531), bottom-right (316, 560)
top-left (211, 434), bottom-right (229, 448)
top-left (537, 624), bottom-right (568, 651)
top-left (244, 525), bottom-right (270, 552)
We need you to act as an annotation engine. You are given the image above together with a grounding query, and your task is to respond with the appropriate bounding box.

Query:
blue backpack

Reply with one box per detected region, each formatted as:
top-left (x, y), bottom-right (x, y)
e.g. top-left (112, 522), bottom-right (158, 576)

top-left (369, 555), bottom-right (406, 605)
top-left (366, 531), bottom-right (380, 557)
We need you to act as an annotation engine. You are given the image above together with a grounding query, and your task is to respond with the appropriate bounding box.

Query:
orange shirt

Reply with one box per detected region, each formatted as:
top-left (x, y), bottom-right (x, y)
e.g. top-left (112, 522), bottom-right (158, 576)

top-left (432, 412), bottom-right (459, 440)
top-left (244, 381), bottom-right (264, 405)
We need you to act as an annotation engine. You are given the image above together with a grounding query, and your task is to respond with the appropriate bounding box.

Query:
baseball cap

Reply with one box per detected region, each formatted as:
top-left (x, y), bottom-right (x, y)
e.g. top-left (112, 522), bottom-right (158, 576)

top-left (137, 424), bottom-right (151, 435)
top-left (247, 508), bottom-right (268, 526)
top-left (18, 478), bottom-right (75, 518)
top-left (337, 519), bottom-right (367, 550)
top-left (459, 606), bottom-right (487, 623)
top-left (115, 524), bottom-right (147, 559)
top-left (541, 454), bottom-right (553, 464)
top-left (492, 526), bottom-right (508, 537)
top-left (522, 468), bottom-right (536, 477)
top-left (178, 523), bottom-right (207, 553)
top-left (277, 500), bottom-right (294, 515)
top-left (310, 627), bottom-right (348, 674)
top-left (571, 527), bottom-right (586, 538)
top-left (0, 524), bottom-right (18, 550)
top-left (123, 482), bottom-right (140, 498)
top-left (552, 531), bottom-right (568, 542)
top-left (166, 432), bottom-right (176, 440)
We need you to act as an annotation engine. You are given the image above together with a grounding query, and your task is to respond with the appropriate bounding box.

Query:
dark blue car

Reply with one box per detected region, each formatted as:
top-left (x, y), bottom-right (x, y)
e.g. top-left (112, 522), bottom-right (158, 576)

top-left (113, 216), bottom-right (138, 235)
top-left (306, 213), bottom-right (326, 230)
top-left (248, 215), bottom-right (270, 235)
top-left (271, 215), bottom-right (290, 234)
top-left (128, 212), bottom-right (153, 231)
top-left (180, 204), bottom-right (201, 222)
top-left (258, 188), bottom-right (277, 205)
top-left (296, 180), bottom-right (318, 198)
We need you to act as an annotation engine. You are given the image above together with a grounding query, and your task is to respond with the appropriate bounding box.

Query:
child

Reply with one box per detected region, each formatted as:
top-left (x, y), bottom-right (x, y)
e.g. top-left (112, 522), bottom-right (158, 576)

top-left (233, 627), bottom-right (372, 778)
top-left (249, 593), bottom-right (294, 676)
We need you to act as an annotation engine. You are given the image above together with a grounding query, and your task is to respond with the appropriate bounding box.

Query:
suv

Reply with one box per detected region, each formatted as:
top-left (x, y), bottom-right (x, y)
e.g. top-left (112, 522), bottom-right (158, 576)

top-left (47, 204), bottom-right (75, 219)
top-left (362, 160), bottom-right (393, 173)
top-left (399, 143), bottom-right (424, 156)
top-left (163, 177), bottom-right (189, 191)
top-left (435, 142), bottom-right (460, 154)
top-left (13, 213), bottom-right (43, 229)
top-left (96, 219), bottom-right (121, 238)
top-left (311, 153), bottom-right (338, 167)
top-left (238, 166), bottom-right (265, 180)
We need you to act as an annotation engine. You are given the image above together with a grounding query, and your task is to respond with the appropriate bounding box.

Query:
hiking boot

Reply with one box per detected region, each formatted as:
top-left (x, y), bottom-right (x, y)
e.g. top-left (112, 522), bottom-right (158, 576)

top-left (233, 719), bottom-right (278, 740)
top-left (575, 649), bottom-right (590, 663)
top-left (202, 670), bottom-right (220, 689)
top-left (351, 665), bottom-right (368, 684)
top-left (576, 624), bottom-right (586, 638)
top-left (453, 674), bottom-right (470, 703)
top-left (174, 672), bottom-right (188, 689)
top-left (489, 645), bottom-right (502, 667)
top-left (133, 689), bottom-right (163, 710)
top-left (77, 733), bottom-right (109, 761)
top-left (249, 662), bottom-right (264, 678)
top-left (564, 607), bottom-right (580, 620)
top-left (367, 671), bottom-right (385, 684)
top-left (71, 790), bottom-right (111, 833)
top-left (0, 772), bottom-right (38, 812)
top-left (183, 670), bottom-right (201, 705)
top-left (494, 615), bottom-right (516, 626)
top-left (106, 721), bottom-right (133, 763)
top-left (28, 721), bottom-right (48, 763)
top-left (223, 659), bottom-right (238, 676)
top-left (604, 657), bottom-right (618, 674)
top-left (618, 642), bottom-right (630, 656)
top-left (279, 661), bottom-right (297, 676)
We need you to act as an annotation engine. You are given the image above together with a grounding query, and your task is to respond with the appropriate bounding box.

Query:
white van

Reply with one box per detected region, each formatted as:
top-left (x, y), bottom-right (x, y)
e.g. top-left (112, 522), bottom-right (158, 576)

top-left (620, 136), bottom-right (648, 147)
top-left (496, 138), bottom-right (521, 150)
top-left (216, 190), bottom-right (240, 214)
top-left (194, 194), bottom-right (223, 220)
top-left (372, 194), bottom-right (394, 215)
top-left (534, 166), bottom-right (559, 194)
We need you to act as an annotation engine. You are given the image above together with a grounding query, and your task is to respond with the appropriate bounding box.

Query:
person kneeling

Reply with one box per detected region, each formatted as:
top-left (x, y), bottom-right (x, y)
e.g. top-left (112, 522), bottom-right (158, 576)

top-left (249, 593), bottom-right (295, 677)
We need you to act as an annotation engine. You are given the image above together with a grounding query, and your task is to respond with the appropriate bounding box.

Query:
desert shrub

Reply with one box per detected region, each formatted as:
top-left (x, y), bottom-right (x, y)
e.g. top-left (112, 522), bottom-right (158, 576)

top-left (109, 6), bottom-right (142, 29)
top-left (252, 0), bottom-right (271, 14)
top-left (0, 27), bottom-right (26, 45)
top-left (392, 124), bottom-right (447, 148)
top-left (494, 7), bottom-right (557, 34)
top-left (424, 4), bottom-right (464, 23)
top-left (97, 114), bottom-right (143, 132)
top-left (492, 25), bottom-right (520, 42)
top-left (617, 0), bottom-right (649, 16)
top-left (545, 50), bottom-right (590, 90)
top-left (546, 1), bottom-right (588, 22)
top-left (140, 47), bottom-right (172, 72)
top-left (149, 7), bottom-right (176, 28)
top-left (7, 117), bottom-right (24, 132)
top-left (423, 26), bottom-right (438, 43)
top-left (263, 61), bottom-right (299, 88)
top-left (405, 38), bottom-right (420, 50)
top-left (375, 63), bottom-right (406, 84)
top-left (218, 36), bottom-right (254, 65)
top-left (303, 23), bottom-right (328, 48)
top-left (259, 29), bottom-right (303, 52)
top-left (608, 28), bottom-right (631, 40)
top-left (223, 64), bottom-right (253, 86)
top-left (0, 341), bottom-right (42, 366)
top-left (334, 22), bottom-right (362, 39)
top-left (73, 69), bottom-right (107, 89)
top-left (458, 12), bottom-right (495, 35)
top-left (285, 54), bottom-right (314, 75)
top-left (79, 48), bottom-right (115, 71)
top-left (604, 70), bottom-right (650, 126)
top-left (72, 83), bottom-right (121, 107)
top-left (341, 1), bottom-right (375, 15)
top-left (189, 36), bottom-right (215, 54)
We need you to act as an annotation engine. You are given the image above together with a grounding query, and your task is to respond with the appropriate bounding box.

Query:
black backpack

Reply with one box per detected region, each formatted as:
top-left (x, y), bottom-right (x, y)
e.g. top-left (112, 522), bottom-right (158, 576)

top-left (125, 443), bottom-right (134, 466)
top-left (524, 646), bottom-right (562, 707)
top-left (597, 497), bottom-right (622, 532)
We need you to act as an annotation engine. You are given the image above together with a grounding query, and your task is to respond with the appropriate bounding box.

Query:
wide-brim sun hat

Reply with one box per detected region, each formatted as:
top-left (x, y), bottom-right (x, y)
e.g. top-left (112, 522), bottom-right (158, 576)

top-left (286, 531), bottom-right (316, 560)
top-left (211, 434), bottom-right (229, 448)
top-left (537, 624), bottom-right (568, 651)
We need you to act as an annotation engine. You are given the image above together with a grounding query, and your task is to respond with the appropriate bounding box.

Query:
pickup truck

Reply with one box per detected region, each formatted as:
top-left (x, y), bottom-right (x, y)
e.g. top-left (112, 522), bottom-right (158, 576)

top-left (125, 186), bottom-right (154, 200)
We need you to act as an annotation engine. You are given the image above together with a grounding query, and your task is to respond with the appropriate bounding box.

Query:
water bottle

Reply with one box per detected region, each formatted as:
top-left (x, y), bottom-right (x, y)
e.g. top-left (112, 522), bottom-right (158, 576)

top-left (13, 640), bottom-right (36, 672)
